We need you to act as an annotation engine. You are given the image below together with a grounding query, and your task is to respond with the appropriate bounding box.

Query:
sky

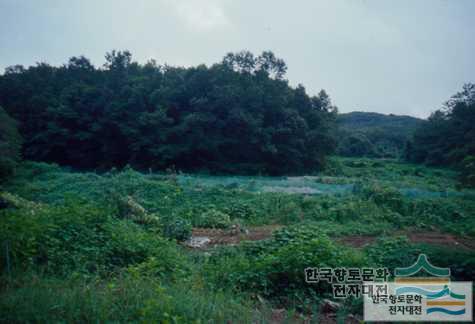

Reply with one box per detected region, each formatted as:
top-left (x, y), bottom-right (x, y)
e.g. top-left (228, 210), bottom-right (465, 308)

top-left (0, 0), bottom-right (474, 118)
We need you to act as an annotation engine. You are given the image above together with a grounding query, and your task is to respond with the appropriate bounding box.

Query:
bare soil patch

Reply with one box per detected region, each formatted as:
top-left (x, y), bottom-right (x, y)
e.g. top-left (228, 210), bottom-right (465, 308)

top-left (338, 231), bottom-right (475, 250)
top-left (188, 225), bottom-right (475, 251)
top-left (190, 225), bottom-right (282, 247)
top-left (337, 235), bottom-right (375, 248)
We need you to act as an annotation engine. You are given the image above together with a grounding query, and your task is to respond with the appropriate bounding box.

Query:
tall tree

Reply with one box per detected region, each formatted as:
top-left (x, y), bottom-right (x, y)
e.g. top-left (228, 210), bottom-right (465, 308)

top-left (406, 83), bottom-right (475, 166)
top-left (0, 106), bottom-right (22, 180)
top-left (0, 50), bottom-right (336, 175)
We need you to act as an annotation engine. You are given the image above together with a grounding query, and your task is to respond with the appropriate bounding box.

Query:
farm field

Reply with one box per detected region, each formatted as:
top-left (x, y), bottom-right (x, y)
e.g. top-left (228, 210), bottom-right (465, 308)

top-left (1, 3), bottom-right (473, 321)
top-left (1, 157), bottom-right (474, 322)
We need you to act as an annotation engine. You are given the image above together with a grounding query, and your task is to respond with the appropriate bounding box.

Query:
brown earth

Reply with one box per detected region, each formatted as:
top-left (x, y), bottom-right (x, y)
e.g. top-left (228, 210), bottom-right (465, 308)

top-left (337, 235), bottom-right (375, 248)
top-left (191, 225), bottom-right (282, 247)
top-left (338, 231), bottom-right (475, 250)
top-left (190, 225), bottom-right (475, 251)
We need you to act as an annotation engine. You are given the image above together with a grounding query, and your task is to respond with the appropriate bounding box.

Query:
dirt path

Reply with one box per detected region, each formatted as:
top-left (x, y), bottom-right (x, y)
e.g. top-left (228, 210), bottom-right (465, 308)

top-left (338, 231), bottom-right (475, 250)
top-left (189, 225), bottom-right (475, 251)
top-left (190, 225), bottom-right (282, 247)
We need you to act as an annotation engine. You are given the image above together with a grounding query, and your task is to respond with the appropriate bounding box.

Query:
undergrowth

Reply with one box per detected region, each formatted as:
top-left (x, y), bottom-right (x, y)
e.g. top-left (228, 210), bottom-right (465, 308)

top-left (0, 157), bottom-right (474, 322)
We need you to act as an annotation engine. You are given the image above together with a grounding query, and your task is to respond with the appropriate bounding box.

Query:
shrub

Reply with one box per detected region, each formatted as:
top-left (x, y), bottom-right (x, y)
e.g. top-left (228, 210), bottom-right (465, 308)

top-left (14, 161), bottom-right (62, 179)
top-left (0, 106), bottom-right (22, 180)
top-left (0, 198), bottom-right (186, 276)
top-left (365, 237), bottom-right (475, 281)
top-left (102, 219), bottom-right (187, 276)
top-left (195, 209), bottom-right (231, 229)
top-left (459, 155), bottom-right (475, 188)
top-left (162, 216), bottom-right (192, 241)
top-left (365, 236), bottom-right (420, 271)
top-left (322, 156), bottom-right (345, 176)
top-left (223, 201), bottom-right (257, 220)
top-left (116, 195), bottom-right (161, 227)
top-left (210, 224), bottom-right (365, 300)
top-left (353, 182), bottom-right (405, 212)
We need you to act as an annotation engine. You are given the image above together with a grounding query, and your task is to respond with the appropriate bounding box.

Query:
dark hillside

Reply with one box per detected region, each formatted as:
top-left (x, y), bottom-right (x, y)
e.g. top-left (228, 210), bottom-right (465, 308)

top-left (0, 50), bottom-right (336, 175)
top-left (336, 111), bottom-right (425, 158)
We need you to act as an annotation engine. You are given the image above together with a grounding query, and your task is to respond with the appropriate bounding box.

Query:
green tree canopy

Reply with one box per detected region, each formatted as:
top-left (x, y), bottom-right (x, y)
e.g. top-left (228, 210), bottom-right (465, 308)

top-left (0, 50), bottom-right (336, 175)
top-left (0, 106), bottom-right (22, 179)
top-left (406, 83), bottom-right (475, 166)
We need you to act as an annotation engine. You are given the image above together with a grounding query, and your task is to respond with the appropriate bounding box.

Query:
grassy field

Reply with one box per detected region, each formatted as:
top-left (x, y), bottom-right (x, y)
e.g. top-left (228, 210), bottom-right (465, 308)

top-left (1, 157), bottom-right (474, 322)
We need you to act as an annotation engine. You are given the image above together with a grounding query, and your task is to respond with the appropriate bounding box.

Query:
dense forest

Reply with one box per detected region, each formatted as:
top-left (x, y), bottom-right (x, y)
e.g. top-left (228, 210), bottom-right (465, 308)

top-left (0, 106), bottom-right (22, 180)
top-left (406, 83), bottom-right (475, 165)
top-left (406, 83), bottom-right (475, 186)
top-left (0, 51), bottom-right (473, 183)
top-left (336, 112), bottom-right (424, 158)
top-left (0, 50), bottom-right (336, 175)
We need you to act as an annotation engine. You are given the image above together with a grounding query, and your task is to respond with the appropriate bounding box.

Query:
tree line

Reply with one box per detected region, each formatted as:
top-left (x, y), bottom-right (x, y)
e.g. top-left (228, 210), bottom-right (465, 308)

top-left (0, 106), bottom-right (22, 179)
top-left (336, 112), bottom-right (424, 158)
top-left (0, 50), bottom-right (473, 184)
top-left (0, 50), bottom-right (336, 175)
top-left (405, 83), bottom-right (475, 186)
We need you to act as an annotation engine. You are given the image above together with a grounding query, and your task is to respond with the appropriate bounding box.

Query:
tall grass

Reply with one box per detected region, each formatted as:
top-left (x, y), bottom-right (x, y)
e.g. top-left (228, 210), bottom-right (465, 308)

top-left (1, 157), bottom-right (474, 322)
top-left (0, 272), bottom-right (255, 323)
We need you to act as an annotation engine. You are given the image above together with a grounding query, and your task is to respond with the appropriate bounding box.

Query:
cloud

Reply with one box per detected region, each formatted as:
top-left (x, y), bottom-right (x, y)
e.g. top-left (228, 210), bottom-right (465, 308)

top-left (162, 0), bottom-right (231, 32)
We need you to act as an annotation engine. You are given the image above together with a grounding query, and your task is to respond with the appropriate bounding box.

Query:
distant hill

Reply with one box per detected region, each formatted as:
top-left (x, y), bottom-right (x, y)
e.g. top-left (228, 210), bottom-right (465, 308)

top-left (336, 111), bottom-right (425, 158)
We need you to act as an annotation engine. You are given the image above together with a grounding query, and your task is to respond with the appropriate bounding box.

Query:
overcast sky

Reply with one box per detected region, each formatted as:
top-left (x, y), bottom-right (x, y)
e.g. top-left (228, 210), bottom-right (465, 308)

top-left (0, 0), bottom-right (473, 118)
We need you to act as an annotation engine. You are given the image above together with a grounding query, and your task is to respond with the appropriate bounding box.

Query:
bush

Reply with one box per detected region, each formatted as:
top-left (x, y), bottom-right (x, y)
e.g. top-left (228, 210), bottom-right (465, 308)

top-left (0, 198), bottom-right (186, 276)
top-left (162, 216), bottom-right (192, 241)
top-left (459, 155), bottom-right (475, 188)
top-left (116, 195), bottom-right (161, 227)
top-left (365, 237), bottom-right (475, 281)
top-left (322, 156), bottom-right (345, 176)
top-left (353, 182), bottom-right (405, 212)
top-left (15, 161), bottom-right (63, 179)
top-left (207, 224), bottom-right (365, 300)
top-left (195, 209), bottom-right (231, 229)
top-left (223, 201), bottom-right (257, 220)
top-left (337, 133), bottom-right (378, 158)
top-left (0, 106), bottom-right (22, 180)
top-left (365, 236), bottom-right (419, 271)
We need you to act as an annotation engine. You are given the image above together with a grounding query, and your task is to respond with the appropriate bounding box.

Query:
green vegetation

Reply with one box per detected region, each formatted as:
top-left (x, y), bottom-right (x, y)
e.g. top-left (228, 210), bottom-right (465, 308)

top-left (405, 83), bottom-right (475, 188)
top-left (1, 273), bottom-right (254, 323)
top-left (0, 51), bottom-right (335, 175)
top-left (205, 225), bottom-right (365, 302)
top-left (1, 158), bottom-right (474, 321)
top-left (407, 84), bottom-right (475, 167)
top-left (0, 50), bottom-right (473, 322)
top-left (336, 111), bottom-right (424, 158)
top-left (460, 155), bottom-right (475, 188)
top-left (0, 106), bottom-right (22, 180)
